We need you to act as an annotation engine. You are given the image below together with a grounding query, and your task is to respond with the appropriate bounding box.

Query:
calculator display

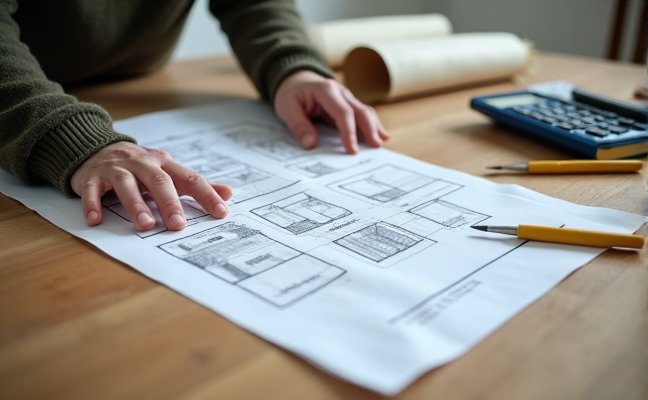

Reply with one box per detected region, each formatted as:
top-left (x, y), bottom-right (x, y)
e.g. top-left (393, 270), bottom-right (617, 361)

top-left (483, 94), bottom-right (544, 109)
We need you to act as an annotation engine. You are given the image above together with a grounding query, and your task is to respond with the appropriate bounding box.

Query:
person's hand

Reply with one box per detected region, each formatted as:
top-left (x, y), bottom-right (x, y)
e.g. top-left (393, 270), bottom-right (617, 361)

top-left (274, 70), bottom-right (389, 154)
top-left (70, 142), bottom-right (232, 231)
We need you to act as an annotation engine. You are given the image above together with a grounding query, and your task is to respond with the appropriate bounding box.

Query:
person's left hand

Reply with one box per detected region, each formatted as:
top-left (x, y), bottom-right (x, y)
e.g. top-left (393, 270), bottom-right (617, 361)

top-left (274, 70), bottom-right (389, 154)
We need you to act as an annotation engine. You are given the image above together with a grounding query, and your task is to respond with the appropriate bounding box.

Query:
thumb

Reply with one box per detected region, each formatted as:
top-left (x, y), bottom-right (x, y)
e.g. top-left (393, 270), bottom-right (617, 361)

top-left (277, 99), bottom-right (319, 150)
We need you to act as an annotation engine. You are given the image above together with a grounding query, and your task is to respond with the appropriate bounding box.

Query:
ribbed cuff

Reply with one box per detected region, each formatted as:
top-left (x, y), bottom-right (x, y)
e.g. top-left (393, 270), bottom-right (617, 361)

top-left (29, 111), bottom-right (136, 195)
top-left (261, 49), bottom-right (335, 103)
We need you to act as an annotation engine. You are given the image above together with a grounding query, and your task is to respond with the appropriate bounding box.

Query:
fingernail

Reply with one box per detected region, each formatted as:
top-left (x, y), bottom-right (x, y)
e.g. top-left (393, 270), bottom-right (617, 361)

top-left (87, 210), bottom-right (98, 224)
top-left (215, 203), bottom-right (229, 217)
top-left (301, 133), bottom-right (315, 148)
top-left (137, 212), bottom-right (155, 227)
top-left (168, 213), bottom-right (186, 229)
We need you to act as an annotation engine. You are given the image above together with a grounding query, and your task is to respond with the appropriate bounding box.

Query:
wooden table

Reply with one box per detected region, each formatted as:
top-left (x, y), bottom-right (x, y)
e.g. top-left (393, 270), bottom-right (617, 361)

top-left (1, 53), bottom-right (646, 400)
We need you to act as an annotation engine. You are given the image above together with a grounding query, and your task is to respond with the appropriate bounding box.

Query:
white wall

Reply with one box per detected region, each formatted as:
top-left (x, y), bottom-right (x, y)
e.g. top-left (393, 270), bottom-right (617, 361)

top-left (173, 0), bottom-right (229, 59)
top-left (425, 0), bottom-right (640, 61)
top-left (173, 0), bottom-right (431, 59)
top-left (173, 0), bottom-right (640, 62)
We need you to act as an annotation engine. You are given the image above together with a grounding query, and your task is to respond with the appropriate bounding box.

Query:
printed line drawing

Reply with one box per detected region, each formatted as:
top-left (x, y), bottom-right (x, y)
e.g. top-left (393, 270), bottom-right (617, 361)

top-left (220, 121), bottom-right (285, 145)
top-left (328, 164), bottom-right (461, 207)
top-left (286, 158), bottom-right (371, 178)
top-left (222, 122), bottom-right (305, 162)
top-left (251, 192), bottom-right (352, 234)
top-left (102, 194), bottom-right (204, 238)
top-left (339, 165), bottom-right (434, 202)
top-left (409, 199), bottom-right (490, 228)
top-left (165, 142), bottom-right (298, 203)
top-left (335, 222), bottom-right (427, 263)
top-left (158, 221), bottom-right (345, 307)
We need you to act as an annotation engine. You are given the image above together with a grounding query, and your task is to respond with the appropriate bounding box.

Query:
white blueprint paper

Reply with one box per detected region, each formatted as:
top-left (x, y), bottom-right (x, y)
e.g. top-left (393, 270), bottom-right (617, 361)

top-left (2, 101), bottom-right (646, 395)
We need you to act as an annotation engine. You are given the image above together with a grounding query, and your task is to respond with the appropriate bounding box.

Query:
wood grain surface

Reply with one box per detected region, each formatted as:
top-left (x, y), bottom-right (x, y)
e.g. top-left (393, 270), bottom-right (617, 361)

top-left (1, 53), bottom-right (646, 400)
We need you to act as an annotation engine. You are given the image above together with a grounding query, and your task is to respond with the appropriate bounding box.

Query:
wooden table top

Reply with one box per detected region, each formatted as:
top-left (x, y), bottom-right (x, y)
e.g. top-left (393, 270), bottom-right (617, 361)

top-left (1, 52), bottom-right (646, 400)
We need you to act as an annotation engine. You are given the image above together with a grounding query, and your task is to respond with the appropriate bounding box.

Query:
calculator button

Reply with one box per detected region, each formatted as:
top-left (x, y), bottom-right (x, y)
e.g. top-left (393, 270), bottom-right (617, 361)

top-left (553, 115), bottom-right (572, 123)
top-left (512, 107), bottom-right (532, 115)
top-left (569, 120), bottom-right (587, 129)
top-left (585, 127), bottom-right (609, 137)
top-left (608, 126), bottom-right (629, 134)
top-left (617, 117), bottom-right (636, 125)
top-left (529, 112), bottom-right (545, 121)
top-left (599, 110), bottom-right (618, 118)
top-left (554, 122), bottom-right (574, 130)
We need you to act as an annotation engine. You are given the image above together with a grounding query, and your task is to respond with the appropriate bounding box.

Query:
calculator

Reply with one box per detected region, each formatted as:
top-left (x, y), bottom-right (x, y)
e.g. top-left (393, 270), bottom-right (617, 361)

top-left (470, 89), bottom-right (648, 159)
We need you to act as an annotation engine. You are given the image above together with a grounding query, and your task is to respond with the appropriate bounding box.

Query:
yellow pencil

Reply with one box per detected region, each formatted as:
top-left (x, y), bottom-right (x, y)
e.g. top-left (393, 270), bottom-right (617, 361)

top-left (487, 160), bottom-right (644, 174)
top-left (471, 224), bottom-right (646, 249)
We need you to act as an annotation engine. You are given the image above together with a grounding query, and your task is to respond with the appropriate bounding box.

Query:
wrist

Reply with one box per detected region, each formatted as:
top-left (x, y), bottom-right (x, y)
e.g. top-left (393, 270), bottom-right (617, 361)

top-left (29, 111), bottom-right (136, 195)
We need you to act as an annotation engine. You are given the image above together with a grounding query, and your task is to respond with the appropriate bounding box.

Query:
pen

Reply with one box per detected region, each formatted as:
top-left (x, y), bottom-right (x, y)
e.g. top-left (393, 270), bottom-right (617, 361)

top-left (487, 160), bottom-right (644, 174)
top-left (471, 224), bottom-right (646, 249)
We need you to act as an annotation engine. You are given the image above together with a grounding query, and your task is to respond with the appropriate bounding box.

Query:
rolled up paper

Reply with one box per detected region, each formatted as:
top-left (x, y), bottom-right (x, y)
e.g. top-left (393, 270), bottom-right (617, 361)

top-left (307, 14), bottom-right (452, 68)
top-left (343, 32), bottom-right (531, 103)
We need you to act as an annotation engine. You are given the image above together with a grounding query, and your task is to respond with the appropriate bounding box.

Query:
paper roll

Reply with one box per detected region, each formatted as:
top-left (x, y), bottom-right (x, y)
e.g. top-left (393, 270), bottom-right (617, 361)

top-left (307, 14), bottom-right (452, 68)
top-left (343, 33), bottom-right (530, 103)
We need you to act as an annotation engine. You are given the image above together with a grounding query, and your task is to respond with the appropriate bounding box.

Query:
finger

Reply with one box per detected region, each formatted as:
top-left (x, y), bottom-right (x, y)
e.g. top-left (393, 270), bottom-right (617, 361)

top-left (342, 90), bottom-right (382, 148)
top-left (212, 184), bottom-right (233, 202)
top-left (378, 123), bottom-right (390, 141)
top-left (342, 89), bottom-right (391, 142)
top-left (165, 162), bottom-right (230, 219)
top-left (110, 169), bottom-right (157, 231)
top-left (374, 111), bottom-right (390, 141)
top-left (136, 168), bottom-right (187, 231)
top-left (279, 97), bottom-right (319, 149)
top-left (81, 179), bottom-right (105, 226)
top-left (313, 84), bottom-right (357, 154)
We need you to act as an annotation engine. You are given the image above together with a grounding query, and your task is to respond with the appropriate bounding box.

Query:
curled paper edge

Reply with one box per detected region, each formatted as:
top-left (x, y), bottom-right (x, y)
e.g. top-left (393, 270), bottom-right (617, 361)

top-left (343, 33), bottom-right (532, 104)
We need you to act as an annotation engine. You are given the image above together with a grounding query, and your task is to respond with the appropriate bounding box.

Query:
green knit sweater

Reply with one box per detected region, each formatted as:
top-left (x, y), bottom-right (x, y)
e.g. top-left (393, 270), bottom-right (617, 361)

top-left (0, 0), bottom-right (332, 194)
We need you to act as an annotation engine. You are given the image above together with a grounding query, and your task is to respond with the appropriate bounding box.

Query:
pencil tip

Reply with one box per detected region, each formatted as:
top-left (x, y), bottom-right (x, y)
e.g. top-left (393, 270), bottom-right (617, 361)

top-left (471, 225), bottom-right (488, 231)
top-left (486, 165), bottom-right (502, 170)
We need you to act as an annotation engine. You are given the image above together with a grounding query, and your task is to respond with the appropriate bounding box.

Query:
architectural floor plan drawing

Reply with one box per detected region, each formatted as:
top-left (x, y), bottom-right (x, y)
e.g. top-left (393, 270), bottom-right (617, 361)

top-left (102, 193), bottom-right (206, 238)
top-left (159, 217), bottom-right (345, 307)
top-left (2, 101), bottom-right (645, 396)
top-left (165, 138), bottom-right (299, 203)
top-left (251, 192), bottom-right (352, 234)
top-left (409, 199), bottom-right (490, 228)
top-left (222, 121), bottom-right (307, 162)
top-left (328, 164), bottom-right (462, 209)
top-left (334, 222), bottom-right (428, 263)
top-left (286, 157), bottom-right (370, 178)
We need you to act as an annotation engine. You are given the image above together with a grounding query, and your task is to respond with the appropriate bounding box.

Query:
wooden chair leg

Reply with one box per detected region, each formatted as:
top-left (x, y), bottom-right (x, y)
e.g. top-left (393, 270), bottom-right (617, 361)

top-left (632, 0), bottom-right (647, 63)
top-left (607, 0), bottom-right (628, 60)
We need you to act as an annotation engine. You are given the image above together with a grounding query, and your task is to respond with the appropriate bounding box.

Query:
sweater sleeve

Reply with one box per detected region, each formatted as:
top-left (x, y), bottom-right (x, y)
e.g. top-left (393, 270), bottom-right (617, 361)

top-left (0, 0), bottom-right (135, 195)
top-left (209, 0), bottom-right (334, 103)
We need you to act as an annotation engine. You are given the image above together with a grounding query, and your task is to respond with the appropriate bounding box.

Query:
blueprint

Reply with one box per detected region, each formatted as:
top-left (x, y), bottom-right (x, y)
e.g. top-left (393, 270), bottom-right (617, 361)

top-left (1, 100), bottom-right (646, 395)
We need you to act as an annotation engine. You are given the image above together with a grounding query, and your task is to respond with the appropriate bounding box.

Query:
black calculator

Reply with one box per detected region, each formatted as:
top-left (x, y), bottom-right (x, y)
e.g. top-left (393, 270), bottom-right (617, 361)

top-left (470, 88), bottom-right (648, 159)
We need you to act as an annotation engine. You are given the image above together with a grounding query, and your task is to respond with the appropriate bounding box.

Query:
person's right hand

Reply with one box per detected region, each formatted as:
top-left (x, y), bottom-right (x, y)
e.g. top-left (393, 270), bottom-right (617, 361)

top-left (70, 142), bottom-right (232, 231)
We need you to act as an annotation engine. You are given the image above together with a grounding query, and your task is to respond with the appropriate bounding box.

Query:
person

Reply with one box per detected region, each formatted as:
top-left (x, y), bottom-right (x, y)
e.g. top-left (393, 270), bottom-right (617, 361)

top-left (0, 0), bottom-right (389, 232)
